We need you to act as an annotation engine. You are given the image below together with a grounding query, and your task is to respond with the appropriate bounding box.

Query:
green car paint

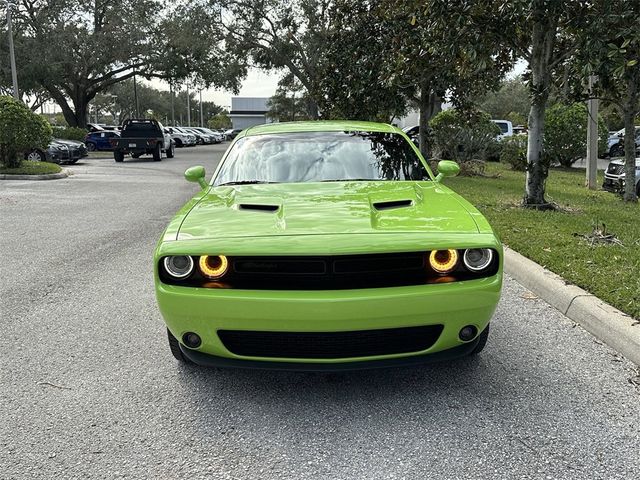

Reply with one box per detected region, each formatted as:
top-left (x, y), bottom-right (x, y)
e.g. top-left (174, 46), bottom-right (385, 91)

top-left (154, 121), bottom-right (503, 368)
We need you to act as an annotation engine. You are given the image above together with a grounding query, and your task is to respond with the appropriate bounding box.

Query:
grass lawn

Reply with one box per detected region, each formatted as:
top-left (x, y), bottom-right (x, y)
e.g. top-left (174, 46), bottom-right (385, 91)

top-left (0, 161), bottom-right (62, 175)
top-left (447, 162), bottom-right (640, 320)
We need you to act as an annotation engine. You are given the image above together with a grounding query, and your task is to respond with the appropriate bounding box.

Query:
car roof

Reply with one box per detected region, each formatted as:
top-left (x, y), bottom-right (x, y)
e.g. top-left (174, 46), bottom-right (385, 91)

top-left (241, 121), bottom-right (399, 138)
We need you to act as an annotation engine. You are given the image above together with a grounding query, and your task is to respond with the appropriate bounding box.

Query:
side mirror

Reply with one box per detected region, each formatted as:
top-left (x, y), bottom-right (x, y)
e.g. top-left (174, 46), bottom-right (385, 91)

top-left (435, 160), bottom-right (460, 182)
top-left (185, 165), bottom-right (208, 189)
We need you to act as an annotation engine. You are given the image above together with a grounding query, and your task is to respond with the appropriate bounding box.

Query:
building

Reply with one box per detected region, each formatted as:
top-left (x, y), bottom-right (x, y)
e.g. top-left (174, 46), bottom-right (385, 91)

top-left (228, 97), bottom-right (272, 129)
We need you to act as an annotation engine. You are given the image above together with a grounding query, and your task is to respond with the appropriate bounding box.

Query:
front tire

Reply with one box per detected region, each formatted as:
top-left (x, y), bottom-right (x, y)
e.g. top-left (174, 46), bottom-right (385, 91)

top-left (114, 151), bottom-right (124, 162)
top-left (167, 329), bottom-right (193, 364)
top-left (166, 142), bottom-right (175, 158)
top-left (26, 149), bottom-right (45, 162)
top-left (469, 324), bottom-right (490, 355)
top-left (86, 142), bottom-right (97, 152)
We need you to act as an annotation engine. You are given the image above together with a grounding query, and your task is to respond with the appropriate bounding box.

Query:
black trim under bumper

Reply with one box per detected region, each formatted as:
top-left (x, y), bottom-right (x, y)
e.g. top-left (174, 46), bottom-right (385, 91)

top-left (179, 339), bottom-right (480, 372)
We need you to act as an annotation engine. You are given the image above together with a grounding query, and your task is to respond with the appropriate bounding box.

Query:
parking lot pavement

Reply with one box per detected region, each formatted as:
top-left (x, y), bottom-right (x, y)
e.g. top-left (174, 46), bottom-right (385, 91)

top-left (1, 144), bottom-right (639, 479)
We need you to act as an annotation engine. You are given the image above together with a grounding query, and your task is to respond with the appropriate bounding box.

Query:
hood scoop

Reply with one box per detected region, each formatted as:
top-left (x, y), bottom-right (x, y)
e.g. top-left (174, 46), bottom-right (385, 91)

top-left (238, 203), bottom-right (280, 212)
top-left (372, 199), bottom-right (413, 211)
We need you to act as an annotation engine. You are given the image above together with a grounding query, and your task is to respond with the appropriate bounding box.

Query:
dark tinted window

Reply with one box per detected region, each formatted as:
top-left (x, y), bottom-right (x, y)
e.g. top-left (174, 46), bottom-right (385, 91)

top-left (214, 131), bottom-right (428, 185)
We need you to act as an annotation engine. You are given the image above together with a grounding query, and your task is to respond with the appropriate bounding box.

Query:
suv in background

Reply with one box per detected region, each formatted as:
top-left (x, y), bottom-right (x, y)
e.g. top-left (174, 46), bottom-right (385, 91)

top-left (607, 127), bottom-right (640, 158)
top-left (603, 158), bottom-right (640, 195)
top-left (491, 120), bottom-right (513, 141)
top-left (85, 130), bottom-right (120, 151)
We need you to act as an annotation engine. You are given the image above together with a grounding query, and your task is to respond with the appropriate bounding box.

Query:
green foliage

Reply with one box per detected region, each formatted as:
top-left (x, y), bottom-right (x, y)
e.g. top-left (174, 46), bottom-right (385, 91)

top-left (543, 103), bottom-right (608, 167)
top-left (479, 77), bottom-right (530, 123)
top-left (0, 160), bottom-right (61, 175)
top-left (429, 109), bottom-right (501, 163)
top-left (266, 81), bottom-right (311, 122)
top-left (447, 162), bottom-right (640, 319)
top-left (51, 126), bottom-right (87, 141)
top-left (500, 135), bottom-right (528, 171)
top-left (208, 113), bottom-right (232, 130)
top-left (0, 96), bottom-right (52, 168)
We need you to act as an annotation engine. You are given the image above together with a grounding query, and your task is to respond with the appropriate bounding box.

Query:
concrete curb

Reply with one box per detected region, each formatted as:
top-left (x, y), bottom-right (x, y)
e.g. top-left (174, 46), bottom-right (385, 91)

top-left (0, 170), bottom-right (69, 181)
top-left (505, 246), bottom-right (640, 365)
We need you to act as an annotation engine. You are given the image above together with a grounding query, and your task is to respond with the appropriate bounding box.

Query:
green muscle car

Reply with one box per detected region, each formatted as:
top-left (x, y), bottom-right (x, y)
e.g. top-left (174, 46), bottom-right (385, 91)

top-left (154, 121), bottom-right (503, 370)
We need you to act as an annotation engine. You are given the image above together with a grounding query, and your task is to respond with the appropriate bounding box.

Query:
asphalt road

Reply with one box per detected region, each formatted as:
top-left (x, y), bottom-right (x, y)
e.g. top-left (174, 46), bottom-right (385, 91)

top-left (1, 144), bottom-right (638, 480)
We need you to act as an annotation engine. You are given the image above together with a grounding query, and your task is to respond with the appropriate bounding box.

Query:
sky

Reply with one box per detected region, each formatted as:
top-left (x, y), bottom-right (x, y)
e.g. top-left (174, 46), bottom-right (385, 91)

top-left (150, 68), bottom-right (282, 110)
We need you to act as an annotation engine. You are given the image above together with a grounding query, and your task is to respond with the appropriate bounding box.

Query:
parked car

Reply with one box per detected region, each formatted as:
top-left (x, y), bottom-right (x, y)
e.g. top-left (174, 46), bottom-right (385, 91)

top-left (154, 121), bottom-right (502, 369)
top-left (25, 140), bottom-right (76, 164)
top-left (54, 138), bottom-right (89, 159)
top-left (602, 158), bottom-right (640, 195)
top-left (224, 128), bottom-right (243, 140)
top-left (607, 127), bottom-right (640, 158)
top-left (85, 131), bottom-right (120, 151)
top-left (180, 127), bottom-right (211, 145)
top-left (110, 118), bottom-right (174, 162)
top-left (165, 127), bottom-right (196, 148)
top-left (189, 127), bottom-right (222, 144)
top-left (513, 125), bottom-right (527, 135)
top-left (491, 119), bottom-right (513, 140)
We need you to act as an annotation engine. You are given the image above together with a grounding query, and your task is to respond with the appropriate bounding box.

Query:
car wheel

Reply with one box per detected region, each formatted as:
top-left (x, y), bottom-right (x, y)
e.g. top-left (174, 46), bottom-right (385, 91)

top-left (26, 149), bottom-right (45, 162)
top-left (636, 182), bottom-right (640, 197)
top-left (167, 329), bottom-right (193, 364)
top-left (166, 143), bottom-right (175, 158)
top-left (174, 138), bottom-right (183, 148)
top-left (114, 151), bottom-right (125, 162)
top-left (152, 142), bottom-right (162, 161)
top-left (610, 144), bottom-right (624, 158)
top-left (469, 324), bottom-right (490, 355)
top-left (86, 142), bottom-right (97, 152)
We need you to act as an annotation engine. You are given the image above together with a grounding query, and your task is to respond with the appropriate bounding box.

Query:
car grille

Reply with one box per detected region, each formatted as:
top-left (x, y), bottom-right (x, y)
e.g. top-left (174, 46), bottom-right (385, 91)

top-left (606, 163), bottom-right (624, 175)
top-left (217, 325), bottom-right (444, 359)
top-left (229, 252), bottom-right (430, 289)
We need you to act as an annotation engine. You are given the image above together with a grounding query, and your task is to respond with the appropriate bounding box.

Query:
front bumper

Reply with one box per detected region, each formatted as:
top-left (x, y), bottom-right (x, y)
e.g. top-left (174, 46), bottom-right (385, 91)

top-left (603, 174), bottom-right (623, 192)
top-left (156, 274), bottom-right (502, 365)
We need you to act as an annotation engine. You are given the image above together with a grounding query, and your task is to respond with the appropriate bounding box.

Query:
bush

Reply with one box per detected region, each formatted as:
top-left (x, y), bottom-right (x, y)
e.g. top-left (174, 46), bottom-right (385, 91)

top-left (0, 96), bottom-right (52, 168)
top-left (429, 109), bottom-right (501, 165)
top-left (51, 126), bottom-right (87, 141)
top-left (500, 135), bottom-right (528, 171)
top-left (543, 103), bottom-right (608, 167)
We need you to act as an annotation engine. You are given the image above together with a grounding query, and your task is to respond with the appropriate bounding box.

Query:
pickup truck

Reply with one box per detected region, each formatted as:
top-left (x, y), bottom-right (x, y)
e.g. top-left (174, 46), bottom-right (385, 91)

top-left (110, 119), bottom-right (174, 162)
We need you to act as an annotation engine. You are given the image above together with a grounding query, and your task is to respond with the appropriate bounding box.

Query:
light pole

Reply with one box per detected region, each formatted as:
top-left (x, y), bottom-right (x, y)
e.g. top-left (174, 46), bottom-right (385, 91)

top-left (4, 1), bottom-right (19, 100)
top-left (199, 89), bottom-right (204, 128)
top-left (133, 74), bottom-right (139, 117)
top-left (186, 85), bottom-right (191, 127)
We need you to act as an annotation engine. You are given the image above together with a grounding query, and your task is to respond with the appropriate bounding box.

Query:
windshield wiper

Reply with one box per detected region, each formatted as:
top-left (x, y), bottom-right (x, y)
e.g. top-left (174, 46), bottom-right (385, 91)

top-left (218, 180), bottom-right (278, 186)
top-left (320, 178), bottom-right (379, 182)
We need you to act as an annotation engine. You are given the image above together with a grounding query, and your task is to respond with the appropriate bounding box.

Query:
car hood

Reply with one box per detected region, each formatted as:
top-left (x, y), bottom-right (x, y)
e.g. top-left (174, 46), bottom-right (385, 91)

top-left (176, 181), bottom-right (480, 241)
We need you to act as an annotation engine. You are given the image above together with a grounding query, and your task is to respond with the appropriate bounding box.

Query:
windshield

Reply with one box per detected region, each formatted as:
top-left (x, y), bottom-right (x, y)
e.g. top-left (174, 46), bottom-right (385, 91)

top-left (213, 131), bottom-right (429, 185)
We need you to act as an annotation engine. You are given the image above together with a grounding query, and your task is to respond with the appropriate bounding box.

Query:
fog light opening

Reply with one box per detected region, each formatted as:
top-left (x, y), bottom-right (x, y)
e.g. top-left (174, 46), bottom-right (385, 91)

top-left (459, 325), bottom-right (478, 342)
top-left (182, 332), bottom-right (202, 349)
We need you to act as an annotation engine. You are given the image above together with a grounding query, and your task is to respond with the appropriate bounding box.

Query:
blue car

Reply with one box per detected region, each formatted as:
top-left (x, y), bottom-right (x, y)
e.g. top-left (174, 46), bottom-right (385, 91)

top-left (84, 130), bottom-right (120, 151)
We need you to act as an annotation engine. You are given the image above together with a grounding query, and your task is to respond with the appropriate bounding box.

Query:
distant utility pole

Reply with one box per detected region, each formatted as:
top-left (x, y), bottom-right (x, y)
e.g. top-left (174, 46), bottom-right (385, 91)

top-left (133, 74), bottom-right (139, 117)
top-left (199, 90), bottom-right (204, 128)
top-left (170, 81), bottom-right (175, 126)
top-left (186, 85), bottom-right (191, 127)
top-left (586, 75), bottom-right (598, 190)
top-left (4, 1), bottom-right (19, 100)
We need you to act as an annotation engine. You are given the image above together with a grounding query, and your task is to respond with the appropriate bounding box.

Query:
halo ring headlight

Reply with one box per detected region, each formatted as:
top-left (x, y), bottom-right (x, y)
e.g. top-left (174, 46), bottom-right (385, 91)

top-left (163, 256), bottom-right (194, 279)
top-left (463, 249), bottom-right (494, 272)
top-left (199, 255), bottom-right (229, 279)
top-left (429, 249), bottom-right (458, 274)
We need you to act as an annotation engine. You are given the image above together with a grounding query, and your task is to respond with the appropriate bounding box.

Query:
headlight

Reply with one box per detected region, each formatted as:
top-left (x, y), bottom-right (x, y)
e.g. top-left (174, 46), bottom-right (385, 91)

top-left (463, 249), bottom-right (494, 272)
top-left (199, 255), bottom-right (229, 279)
top-left (429, 249), bottom-right (458, 274)
top-left (163, 256), bottom-right (194, 279)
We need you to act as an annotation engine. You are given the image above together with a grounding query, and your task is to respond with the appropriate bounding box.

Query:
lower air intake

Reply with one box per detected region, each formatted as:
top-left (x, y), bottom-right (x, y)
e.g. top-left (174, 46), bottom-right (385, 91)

top-left (218, 325), bottom-right (444, 359)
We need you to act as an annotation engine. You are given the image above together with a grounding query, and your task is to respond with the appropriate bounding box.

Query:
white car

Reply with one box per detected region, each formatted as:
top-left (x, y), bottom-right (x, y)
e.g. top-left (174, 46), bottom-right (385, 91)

top-left (166, 127), bottom-right (197, 147)
top-left (603, 158), bottom-right (640, 195)
top-left (491, 120), bottom-right (513, 140)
